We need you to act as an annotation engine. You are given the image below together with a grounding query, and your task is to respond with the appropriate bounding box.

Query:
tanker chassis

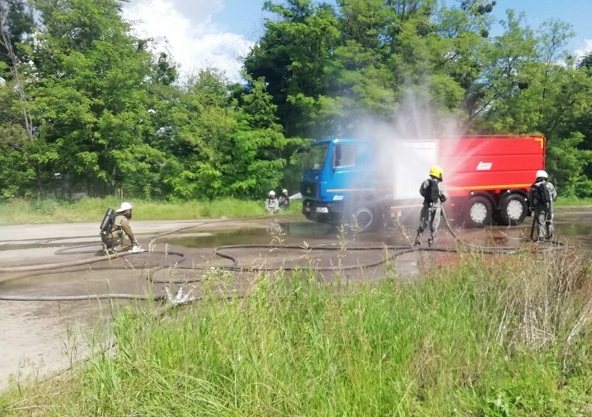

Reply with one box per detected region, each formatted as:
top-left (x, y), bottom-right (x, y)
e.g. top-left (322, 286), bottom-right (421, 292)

top-left (300, 135), bottom-right (546, 231)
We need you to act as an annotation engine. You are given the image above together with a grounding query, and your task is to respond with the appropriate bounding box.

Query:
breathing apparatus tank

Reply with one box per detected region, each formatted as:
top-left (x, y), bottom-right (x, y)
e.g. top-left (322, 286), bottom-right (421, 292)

top-left (99, 208), bottom-right (115, 235)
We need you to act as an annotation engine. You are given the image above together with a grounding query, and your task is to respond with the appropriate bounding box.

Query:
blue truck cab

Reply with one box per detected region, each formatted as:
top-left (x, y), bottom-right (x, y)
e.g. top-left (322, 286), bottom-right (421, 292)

top-left (300, 138), bottom-right (391, 231)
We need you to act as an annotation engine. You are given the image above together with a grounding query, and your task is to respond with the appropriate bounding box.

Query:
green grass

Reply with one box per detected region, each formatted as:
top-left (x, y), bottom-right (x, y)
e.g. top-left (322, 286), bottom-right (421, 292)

top-left (555, 196), bottom-right (592, 206)
top-left (2, 250), bottom-right (592, 416)
top-left (0, 195), bottom-right (589, 225)
top-left (0, 198), bottom-right (302, 225)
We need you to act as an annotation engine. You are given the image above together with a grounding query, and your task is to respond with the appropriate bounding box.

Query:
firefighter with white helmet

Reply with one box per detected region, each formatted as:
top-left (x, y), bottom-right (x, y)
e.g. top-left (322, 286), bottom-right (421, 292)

top-left (528, 170), bottom-right (557, 241)
top-left (278, 188), bottom-right (290, 210)
top-left (414, 165), bottom-right (448, 247)
top-left (265, 190), bottom-right (279, 213)
top-left (100, 201), bottom-right (139, 253)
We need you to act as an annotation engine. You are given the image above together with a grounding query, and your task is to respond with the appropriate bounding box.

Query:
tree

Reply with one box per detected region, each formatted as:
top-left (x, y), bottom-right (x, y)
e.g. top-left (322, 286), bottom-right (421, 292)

top-left (244, 0), bottom-right (340, 137)
top-left (154, 70), bottom-right (289, 200)
top-left (318, 0), bottom-right (397, 135)
top-left (27, 0), bottom-right (162, 196)
top-left (0, 1), bottom-right (42, 197)
top-left (2, 0), bottom-right (592, 200)
top-left (227, 77), bottom-right (289, 196)
top-left (0, 0), bottom-right (35, 73)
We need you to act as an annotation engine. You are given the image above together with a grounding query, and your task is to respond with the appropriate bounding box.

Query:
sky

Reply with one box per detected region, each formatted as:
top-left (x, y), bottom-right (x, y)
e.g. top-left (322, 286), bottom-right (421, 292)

top-left (121, 0), bottom-right (592, 82)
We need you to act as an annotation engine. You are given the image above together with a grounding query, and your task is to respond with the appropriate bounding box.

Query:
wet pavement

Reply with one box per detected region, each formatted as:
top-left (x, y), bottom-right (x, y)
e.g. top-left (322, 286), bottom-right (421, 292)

top-left (0, 207), bottom-right (591, 392)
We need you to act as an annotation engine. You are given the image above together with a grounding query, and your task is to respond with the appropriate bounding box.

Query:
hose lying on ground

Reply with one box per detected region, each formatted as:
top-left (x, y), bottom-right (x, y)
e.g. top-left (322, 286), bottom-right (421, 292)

top-left (0, 213), bottom-right (570, 400)
top-left (0, 212), bottom-right (564, 302)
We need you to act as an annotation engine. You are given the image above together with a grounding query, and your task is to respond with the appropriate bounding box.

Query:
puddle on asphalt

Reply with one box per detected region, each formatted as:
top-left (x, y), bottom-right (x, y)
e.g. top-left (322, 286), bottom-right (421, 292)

top-left (278, 222), bottom-right (337, 237)
top-left (161, 228), bottom-right (269, 248)
top-left (556, 222), bottom-right (592, 236)
top-left (161, 222), bottom-right (337, 248)
top-left (555, 223), bottom-right (592, 244)
top-left (0, 222), bottom-right (341, 252)
top-left (2, 217), bottom-right (591, 252)
top-left (140, 218), bottom-right (592, 248)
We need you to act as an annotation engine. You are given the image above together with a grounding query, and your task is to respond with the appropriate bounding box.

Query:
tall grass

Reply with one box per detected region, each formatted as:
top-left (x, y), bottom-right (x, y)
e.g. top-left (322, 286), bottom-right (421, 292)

top-left (0, 198), bottom-right (301, 225)
top-left (0, 196), bottom-right (587, 225)
top-left (555, 196), bottom-right (592, 206)
top-left (2, 249), bottom-right (592, 416)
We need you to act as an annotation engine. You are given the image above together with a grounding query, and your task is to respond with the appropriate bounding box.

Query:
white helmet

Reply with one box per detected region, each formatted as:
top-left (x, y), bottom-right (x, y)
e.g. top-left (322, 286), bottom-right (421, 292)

top-left (268, 190), bottom-right (276, 197)
top-left (282, 188), bottom-right (288, 194)
top-left (116, 201), bottom-right (133, 212)
top-left (535, 170), bottom-right (548, 179)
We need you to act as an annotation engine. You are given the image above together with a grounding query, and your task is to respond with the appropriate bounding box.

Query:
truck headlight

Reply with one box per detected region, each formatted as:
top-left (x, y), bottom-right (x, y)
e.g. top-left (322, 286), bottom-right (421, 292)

top-left (316, 207), bottom-right (329, 213)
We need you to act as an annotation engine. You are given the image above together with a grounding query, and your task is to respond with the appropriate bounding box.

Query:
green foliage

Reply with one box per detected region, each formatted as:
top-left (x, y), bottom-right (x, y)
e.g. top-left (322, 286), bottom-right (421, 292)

top-left (29, 198), bottom-right (58, 215)
top-left (2, 0), bottom-right (592, 199)
top-left (0, 0), bottom-right (292, 200)
top-left (547, 132), bottom-right (592, 197)
top-left (0, 197), bottom-right (293, 224)
top-left (160, 70), bottom-right (289, 200)
top-left (245, 0), bottom-right (341, 137)
top-left (0, 0), bottom-right (35, 72)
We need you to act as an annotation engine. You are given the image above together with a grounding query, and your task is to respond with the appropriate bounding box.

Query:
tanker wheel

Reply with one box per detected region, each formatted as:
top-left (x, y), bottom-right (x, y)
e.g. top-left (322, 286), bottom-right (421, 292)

top-left (347, 204), bottom-right (380, 232)
top-left (498, 193), bottom-right (528, 226)
top-left (463, 196), bottom-right (492, 228)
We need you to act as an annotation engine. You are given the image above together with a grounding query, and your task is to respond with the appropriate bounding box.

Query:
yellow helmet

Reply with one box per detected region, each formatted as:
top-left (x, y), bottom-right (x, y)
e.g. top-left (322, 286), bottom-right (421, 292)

top-left (429, 165), bottom-right (443, 180)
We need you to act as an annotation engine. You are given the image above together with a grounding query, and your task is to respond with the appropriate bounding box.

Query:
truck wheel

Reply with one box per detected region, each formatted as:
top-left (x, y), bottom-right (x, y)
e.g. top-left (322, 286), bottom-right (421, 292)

top-left (464, 196), bottom-right (492, 227)
top-left (498, 193), bottom-right (527, 226)
top-left (347, 205), bottom-right (379, 232)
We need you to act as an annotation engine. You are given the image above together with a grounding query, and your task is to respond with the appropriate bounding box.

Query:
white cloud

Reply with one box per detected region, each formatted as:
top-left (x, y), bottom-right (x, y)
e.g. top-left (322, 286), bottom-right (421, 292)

top-left (574, 39), bottom-right (592, 61)
top-left (122, 0), bottom-right (255, 82)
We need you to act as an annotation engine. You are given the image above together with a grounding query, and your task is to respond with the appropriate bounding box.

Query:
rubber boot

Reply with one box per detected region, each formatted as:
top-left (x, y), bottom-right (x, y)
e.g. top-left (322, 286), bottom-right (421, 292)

top-left (103, 245), bottom-right (116, 255)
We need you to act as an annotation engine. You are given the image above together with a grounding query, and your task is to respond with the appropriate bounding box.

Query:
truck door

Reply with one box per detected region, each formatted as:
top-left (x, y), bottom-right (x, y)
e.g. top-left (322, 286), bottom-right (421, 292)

top-left (331, 142), bottom-right (373, 199)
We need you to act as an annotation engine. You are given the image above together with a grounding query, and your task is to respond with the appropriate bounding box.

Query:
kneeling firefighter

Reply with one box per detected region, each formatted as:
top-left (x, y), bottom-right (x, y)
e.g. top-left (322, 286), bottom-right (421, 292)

top-left (414, 165), bottom-right (448, 247)
top-left (100, 202), bottom-right (139, 253)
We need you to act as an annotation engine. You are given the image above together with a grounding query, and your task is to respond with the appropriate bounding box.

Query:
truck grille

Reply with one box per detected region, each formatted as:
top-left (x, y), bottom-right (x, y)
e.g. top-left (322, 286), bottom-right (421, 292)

top-left (300, 181), bottom-right (317, 197)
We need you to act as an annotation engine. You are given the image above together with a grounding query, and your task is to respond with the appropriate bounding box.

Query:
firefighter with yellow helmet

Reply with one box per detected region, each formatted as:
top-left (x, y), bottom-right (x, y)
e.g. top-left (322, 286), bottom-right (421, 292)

top-left (414, 165), bottom-right (448, 247)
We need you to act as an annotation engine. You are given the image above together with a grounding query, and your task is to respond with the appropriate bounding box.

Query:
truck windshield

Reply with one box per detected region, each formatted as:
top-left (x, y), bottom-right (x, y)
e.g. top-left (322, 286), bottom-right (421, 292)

top-left (304, 143), bottom-right (329, 170)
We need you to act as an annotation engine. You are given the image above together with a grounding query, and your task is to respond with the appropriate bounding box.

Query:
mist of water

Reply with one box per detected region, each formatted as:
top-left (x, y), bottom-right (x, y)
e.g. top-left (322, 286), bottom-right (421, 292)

top-left (339, 91), bottom-right (466, 227)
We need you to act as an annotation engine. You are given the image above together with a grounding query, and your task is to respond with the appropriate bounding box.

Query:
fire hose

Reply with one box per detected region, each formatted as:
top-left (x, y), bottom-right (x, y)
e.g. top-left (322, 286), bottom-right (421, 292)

top-left (0, 210), bottom-right (563, 303)
top-left (0, 212), bottom-right (569, 399)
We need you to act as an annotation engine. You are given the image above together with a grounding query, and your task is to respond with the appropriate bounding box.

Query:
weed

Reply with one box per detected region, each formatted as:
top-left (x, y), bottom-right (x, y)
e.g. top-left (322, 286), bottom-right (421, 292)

top-left (2, 249), bottom-right (592, 416)
top-left (0, 197), bottom-right (302, 225)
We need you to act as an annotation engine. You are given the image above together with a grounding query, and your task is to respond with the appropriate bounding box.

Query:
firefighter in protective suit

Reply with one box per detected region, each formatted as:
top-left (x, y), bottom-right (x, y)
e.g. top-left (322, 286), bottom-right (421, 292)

top-left (278, 188), bottom-right (290, 210)
top-left (414, 166), bottom-right (448, 247)
top-left (101, 202), bottom-right (139, 253)
top-left (265, 190), bottom-right (279, 213)
top-left (528, 170), bottom-right (557, 241)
